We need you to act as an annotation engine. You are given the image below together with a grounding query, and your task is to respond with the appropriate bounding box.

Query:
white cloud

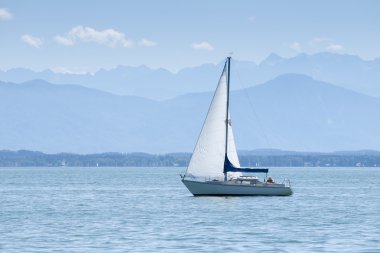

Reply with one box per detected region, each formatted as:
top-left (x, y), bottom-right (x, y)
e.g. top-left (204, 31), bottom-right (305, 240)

top-left (248, 16), bottom-right (256, 23)
top-left (192, 42), bottom-right (214, 51)
top-left (55, 26), bottom-right (133, 47)
top-left (290, 41), bottom-right (301, 51)
top-left (54, 35), bottom-right (75, 46)
top-left (21, 34), bottom-right (43, 48)
top-left (326, 43), bottom-right (344, 52)
top-left (309, 37), bottom-right (329, 46)
top-left (308, 37), bottom-right (345, 53)
top-left (0, 8), bottom-right (12, 20)
top-left (139, 39), bottom-right (157, 47)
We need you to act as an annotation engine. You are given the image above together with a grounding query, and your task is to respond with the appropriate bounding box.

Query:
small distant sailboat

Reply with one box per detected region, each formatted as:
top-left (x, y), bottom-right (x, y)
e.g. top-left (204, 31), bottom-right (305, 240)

top-left (181, 57), bottom-right (292, 196)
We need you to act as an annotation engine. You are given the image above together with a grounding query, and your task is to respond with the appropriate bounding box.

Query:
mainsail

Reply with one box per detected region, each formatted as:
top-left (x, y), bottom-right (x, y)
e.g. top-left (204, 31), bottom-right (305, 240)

top-left (186, 58), bottom-right (240, 180)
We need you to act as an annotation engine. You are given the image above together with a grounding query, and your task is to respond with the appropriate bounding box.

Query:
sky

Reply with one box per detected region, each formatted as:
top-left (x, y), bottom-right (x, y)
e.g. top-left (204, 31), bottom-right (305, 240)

top-left (1, 0), bottom-right (379, 73)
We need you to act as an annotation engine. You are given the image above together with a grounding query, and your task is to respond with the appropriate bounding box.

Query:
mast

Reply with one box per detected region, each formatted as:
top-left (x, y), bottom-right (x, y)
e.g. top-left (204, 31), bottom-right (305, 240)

top-left (224, 57), bottom-right (231, 181)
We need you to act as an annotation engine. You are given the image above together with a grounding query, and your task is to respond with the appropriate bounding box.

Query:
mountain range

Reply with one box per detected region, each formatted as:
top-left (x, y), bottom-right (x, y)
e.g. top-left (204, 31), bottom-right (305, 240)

top-left (1, 52), bottom-right (380, 100)
top-left (1, 73), bottom-right (379, 153)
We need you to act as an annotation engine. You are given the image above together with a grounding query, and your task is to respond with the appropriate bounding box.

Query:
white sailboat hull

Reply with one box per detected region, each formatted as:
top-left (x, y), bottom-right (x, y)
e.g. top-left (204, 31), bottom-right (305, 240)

top-left (182, 179), bottom-right (292, 196)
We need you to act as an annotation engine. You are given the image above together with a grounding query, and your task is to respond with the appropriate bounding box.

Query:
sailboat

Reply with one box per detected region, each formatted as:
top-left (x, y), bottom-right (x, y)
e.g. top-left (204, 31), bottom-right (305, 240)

top-left (181, 57), bottom-right (292, 196)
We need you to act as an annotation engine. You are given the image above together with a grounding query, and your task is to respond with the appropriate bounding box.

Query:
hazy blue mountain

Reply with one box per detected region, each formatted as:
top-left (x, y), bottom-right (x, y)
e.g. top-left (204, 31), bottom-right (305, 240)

top-left (0, 80), bottom-right (159, 153)
top-left (0, 64), bottom-right (223, 100)
top-left (258, 53), bottom-right (380, 97)
top-left (1, 75), bottom-right (379, 153)
top-left (1, 52), bottom-right (379, 99)
top-left (163, 74), bottom-right (380, 152)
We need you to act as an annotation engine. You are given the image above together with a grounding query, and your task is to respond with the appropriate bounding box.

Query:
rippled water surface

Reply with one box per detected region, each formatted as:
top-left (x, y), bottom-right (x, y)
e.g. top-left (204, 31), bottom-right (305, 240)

top-left (1, 167), bottom-right (379, 252)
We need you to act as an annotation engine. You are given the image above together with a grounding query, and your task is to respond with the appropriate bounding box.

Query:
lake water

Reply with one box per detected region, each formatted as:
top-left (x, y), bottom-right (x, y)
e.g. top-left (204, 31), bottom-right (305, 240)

top-left (0, 167), bottom-right (379, 252)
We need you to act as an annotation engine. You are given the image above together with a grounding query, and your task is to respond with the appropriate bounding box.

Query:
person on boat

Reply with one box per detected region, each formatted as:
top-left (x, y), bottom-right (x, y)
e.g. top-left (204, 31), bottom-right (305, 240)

top-left (266, 177), bottom-right (274, 183)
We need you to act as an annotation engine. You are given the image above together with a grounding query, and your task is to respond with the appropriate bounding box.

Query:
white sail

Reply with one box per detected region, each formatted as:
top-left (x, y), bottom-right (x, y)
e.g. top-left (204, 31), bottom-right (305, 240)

top-left (227, 115), bottom-right (240, 167)
top-left (227, 122), bottom-right (242, 178)
top-left (186, 64), bottom-right (229, 180)
top-left (186, 60), bottom-right (241, 180)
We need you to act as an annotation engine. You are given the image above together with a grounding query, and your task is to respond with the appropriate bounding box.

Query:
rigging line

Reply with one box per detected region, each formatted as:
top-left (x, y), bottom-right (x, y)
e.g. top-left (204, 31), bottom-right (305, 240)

top-left (231, 59), bottom-right (273, 150)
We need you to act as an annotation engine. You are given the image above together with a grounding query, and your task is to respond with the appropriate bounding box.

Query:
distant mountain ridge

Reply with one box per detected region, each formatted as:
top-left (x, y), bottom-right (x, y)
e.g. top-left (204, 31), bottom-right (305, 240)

top-left (1, 74), bottom-right (379, 153)
top-left (1, 52), bottom-right (380, 100)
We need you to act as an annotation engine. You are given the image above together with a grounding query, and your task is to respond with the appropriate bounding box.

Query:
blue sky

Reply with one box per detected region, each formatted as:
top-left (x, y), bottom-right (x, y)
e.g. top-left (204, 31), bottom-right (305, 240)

top-left (1, 0), bottom-right (379, 72)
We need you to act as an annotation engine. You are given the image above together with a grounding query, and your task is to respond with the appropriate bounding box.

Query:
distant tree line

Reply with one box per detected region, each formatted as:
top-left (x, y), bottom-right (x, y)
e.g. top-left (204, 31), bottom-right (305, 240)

top-left (0, 150), bottom-right (190, 167)
top-left (239, 154), bottom-right (380, 167)
top-left (1, 150), bottom-right (379, 167)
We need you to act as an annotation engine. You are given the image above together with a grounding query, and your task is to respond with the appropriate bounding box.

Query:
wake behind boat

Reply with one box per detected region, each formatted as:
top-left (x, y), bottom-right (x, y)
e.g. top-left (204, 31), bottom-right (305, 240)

top-left (181, 57), bottom-right (292, 196)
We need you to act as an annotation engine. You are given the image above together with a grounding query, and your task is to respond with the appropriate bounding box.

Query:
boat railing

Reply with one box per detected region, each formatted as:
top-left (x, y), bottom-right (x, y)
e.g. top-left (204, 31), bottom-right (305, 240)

top-left (282, 179), bottom-right (291, 187)
top-left (205, 176), bottom-right (225, 182)
top-left (179, 174), bottom-right (223, 182)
